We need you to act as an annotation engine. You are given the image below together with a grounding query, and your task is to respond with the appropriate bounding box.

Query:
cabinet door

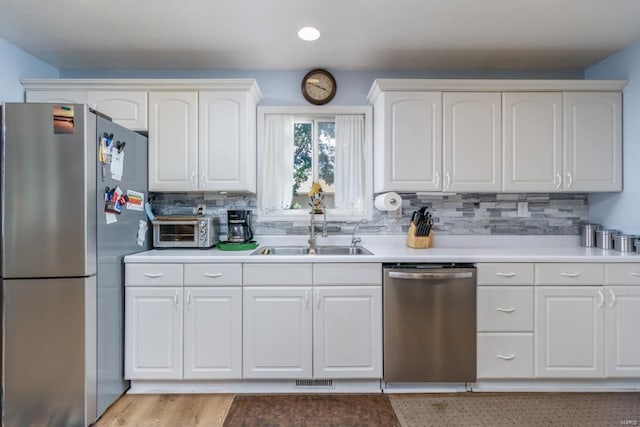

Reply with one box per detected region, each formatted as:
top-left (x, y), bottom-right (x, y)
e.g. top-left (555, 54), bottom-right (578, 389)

top-left (26, 90), bottom-right (87, 104)
top-left (376, 91), bottom-right (442, 191)
top-left (183, 287), bottom-right (242, 379)
top-left (148, 91), bottom-right (198, 191)
top-left (125, 287), bottom-right (183, 379)
top-left (243, 286), bottom-right (312, 379)
top-left (443, 92), bottom-right (501, 192)
top-left (535, 286), bottom-right (604, 378)
top-left (88, 90), bottom-right (148, 130)
top-left (503, 93), bottom-right (563, 192)
top-left (313, 286), bottom-right (382, 379)
top-left (199, 91), bottom-right (256, 192)
top-left (563, 92), bottom-right (622, 191)
top-left (605, 286), bottom-right (640, 377)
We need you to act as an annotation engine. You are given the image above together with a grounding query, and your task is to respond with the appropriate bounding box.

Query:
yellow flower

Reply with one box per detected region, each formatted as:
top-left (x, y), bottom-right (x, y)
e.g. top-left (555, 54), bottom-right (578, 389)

top-left (308, 182), bottom-right (322, 197)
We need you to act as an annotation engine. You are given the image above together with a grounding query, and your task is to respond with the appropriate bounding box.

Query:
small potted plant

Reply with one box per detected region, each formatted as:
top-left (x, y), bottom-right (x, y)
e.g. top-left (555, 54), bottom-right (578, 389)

top-left (308, 182), bottom-right (324, 214)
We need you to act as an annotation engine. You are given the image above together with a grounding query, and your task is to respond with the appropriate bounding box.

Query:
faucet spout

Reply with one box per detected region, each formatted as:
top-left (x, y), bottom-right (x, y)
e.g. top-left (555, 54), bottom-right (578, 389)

top-left (351, 219), bottom-right (367, 247)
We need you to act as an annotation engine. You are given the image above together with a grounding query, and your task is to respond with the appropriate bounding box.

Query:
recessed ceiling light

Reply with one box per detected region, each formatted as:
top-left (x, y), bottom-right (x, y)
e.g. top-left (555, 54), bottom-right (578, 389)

top-left (298, 26), bottom-right (320, 42)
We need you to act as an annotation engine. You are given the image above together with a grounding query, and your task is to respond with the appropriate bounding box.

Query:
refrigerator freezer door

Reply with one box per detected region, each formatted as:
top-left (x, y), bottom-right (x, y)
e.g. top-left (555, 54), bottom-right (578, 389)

top-left (2, 277), bottom-right (97, 427)
top-left (2, 103), bottom-right (97, 278)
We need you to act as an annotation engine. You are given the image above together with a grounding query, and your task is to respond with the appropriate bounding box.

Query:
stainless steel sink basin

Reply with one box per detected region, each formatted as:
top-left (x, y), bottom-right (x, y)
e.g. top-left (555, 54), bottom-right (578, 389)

top-left (252, 245), bottom-right (373, 256)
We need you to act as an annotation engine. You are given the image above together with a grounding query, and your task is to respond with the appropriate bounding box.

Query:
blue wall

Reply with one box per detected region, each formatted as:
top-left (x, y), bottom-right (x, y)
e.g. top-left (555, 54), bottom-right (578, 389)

top-left (586, 42), bottom-right (640, 234)
top-left (61, 68), bottom-right (584, 106)
top-left (0, 38), bottom-right (58, 102)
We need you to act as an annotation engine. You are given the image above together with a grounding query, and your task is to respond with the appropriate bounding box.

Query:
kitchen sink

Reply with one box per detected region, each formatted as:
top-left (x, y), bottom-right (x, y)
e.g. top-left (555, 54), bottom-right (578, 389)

top-left (251, 245), bottom-right (373, 256)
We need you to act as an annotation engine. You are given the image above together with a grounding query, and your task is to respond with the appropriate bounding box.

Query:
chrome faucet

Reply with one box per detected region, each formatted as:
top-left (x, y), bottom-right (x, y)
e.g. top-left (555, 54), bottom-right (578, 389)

top-left (308, 210), bottom-right (327, 254)
top-left (351, 219), bottom-right (367, 247)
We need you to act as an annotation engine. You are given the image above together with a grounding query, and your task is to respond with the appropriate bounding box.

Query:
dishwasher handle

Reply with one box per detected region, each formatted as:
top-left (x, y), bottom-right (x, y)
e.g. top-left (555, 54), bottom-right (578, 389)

top-left (387, 271), bottom-right (474, 280)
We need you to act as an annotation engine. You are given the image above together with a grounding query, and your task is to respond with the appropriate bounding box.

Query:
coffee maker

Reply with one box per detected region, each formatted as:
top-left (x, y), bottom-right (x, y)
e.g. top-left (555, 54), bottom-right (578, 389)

top-left (227, 210), bottom-right (253, 243)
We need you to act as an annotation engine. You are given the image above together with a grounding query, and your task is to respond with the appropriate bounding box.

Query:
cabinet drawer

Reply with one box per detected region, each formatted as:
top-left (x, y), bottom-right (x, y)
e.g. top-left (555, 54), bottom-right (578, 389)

top-left (125, 264), bottom-right (183, 286)
top-left (477, 287), bottom-right (533, 332)
top-left (313, 263), bottom-right (382, 285)
top-left (243, 263), bottom-right (312, 286)
top-left (535, 263), bottom-right (603, 285)
top-left (605, 263), bottom-right (640, 285)
top-left (184, 264), bottom-right (242, 286)
top-left (477, 263), bottom-right (534, 285)
top-left (477, 333), bottom-right (534, 379)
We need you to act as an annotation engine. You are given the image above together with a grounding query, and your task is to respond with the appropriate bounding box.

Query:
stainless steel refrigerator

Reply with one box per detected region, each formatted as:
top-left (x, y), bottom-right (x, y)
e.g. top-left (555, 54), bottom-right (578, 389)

top-left (0, 103), bottom-right (150, 426)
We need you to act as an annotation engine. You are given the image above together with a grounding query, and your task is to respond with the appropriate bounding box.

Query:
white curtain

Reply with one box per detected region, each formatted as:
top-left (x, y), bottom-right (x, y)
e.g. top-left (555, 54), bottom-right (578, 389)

top-left (260, 115), bottom-right (294, 212)
top-left (334, 114), bottom-right (365, 210)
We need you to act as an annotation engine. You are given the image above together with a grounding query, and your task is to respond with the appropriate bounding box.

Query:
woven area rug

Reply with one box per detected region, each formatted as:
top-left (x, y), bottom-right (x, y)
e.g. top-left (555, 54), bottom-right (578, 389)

top-left (223, 394), bottom-right (400, 427)
top-left (389, 392), bottom-right (640, 427)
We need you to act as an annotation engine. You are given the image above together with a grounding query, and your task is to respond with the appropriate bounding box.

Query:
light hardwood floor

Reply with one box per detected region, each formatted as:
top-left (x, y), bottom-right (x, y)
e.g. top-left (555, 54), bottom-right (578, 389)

top-left (95, 394), bottom-right (234, 427)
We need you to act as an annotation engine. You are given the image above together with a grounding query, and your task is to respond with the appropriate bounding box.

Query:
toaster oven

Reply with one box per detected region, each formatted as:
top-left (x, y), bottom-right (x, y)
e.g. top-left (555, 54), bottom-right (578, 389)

top-left (152, 216), bottom-right (219, 248)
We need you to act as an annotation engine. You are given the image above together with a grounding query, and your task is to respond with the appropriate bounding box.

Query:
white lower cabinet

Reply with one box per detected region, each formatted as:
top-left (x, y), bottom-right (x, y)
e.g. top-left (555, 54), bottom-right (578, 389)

top-left (535, 285), bottom-right (640, 378)
top-left (125, 263), bottom-right (243, 381)
top-left (535, 263), bottom-right (640, 379)
top-left (125, 287), bottom-right (183, 380)
top-left (476, 263), bottom-right (535, 379)
top-left (535, 286), bottom-right (604, 378)
top-left (313, 286), bottom-right (382, 379)
top-left (242, 263), bottom-right (382, 380)
top-left (604, 286), bottom-right (640, 377)
top-left (183, 287), bottom-right (242, 379)
top-left (126, 286), bottom-right (242, 380)
top-left (243, 286), bottom-right (313, 379)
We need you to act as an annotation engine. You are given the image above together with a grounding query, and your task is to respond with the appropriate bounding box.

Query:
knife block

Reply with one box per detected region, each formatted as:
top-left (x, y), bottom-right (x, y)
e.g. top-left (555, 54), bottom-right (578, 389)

top-left (406, 222), bottom-right (433, 248)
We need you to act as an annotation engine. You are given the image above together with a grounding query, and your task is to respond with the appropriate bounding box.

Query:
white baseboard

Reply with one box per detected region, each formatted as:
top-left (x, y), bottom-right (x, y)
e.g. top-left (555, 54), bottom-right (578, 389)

top-left (128, 379), bottom-right (382, 394)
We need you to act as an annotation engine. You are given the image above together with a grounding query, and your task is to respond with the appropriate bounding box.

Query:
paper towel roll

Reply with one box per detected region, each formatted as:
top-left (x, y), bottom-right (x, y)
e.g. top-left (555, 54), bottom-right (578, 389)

top-left (374, 192), bottom-right (402, 211)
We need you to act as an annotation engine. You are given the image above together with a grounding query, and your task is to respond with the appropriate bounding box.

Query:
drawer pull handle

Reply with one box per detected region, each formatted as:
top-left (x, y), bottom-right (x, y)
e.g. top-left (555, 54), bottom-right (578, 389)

top-left (144, 273), bottom-right (164, 278)
top-left (496, 307), bottom-right (516, 313)
top-left (496, 354), bottom-right (516, 361)
top-left (560, 272), bottom-right (580, 278)
top-left (496, 272), bottom-right (516, 278)
top-left (630, 273), bottom-right (640, 277)
top-left (203, 273), bottom-right (223, 279)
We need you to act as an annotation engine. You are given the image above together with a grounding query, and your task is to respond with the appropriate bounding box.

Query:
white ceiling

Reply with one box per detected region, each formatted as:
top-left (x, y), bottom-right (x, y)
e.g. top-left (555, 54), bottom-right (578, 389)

top-left (1, 0), bottom-right (640, 71)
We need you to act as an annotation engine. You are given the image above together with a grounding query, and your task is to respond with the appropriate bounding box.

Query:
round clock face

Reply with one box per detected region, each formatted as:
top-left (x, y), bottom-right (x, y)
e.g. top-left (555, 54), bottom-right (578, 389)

top-left (302, 69), bottom-right (336, 105)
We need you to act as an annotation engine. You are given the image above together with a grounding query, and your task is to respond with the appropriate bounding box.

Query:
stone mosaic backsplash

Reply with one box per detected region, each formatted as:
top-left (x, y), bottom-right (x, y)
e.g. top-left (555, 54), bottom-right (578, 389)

top-left (150, 192), bottom-right (588, 236)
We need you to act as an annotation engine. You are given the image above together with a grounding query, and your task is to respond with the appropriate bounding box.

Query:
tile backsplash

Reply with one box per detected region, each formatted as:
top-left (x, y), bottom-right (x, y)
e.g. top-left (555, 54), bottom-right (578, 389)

top-left (150, 192), bottom-right (588, 237)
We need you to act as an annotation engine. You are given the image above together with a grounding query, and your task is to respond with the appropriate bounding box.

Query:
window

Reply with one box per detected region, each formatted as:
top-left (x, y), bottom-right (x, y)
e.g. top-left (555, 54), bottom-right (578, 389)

top-left (291, 117), bottom-right (336, 210)
top-left (257, 106), bottom-right (372, 221)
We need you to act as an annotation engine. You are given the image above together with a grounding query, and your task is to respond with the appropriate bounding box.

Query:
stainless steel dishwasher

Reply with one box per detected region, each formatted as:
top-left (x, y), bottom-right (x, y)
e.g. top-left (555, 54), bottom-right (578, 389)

top-left (383, 263), bottom-right (477, 383)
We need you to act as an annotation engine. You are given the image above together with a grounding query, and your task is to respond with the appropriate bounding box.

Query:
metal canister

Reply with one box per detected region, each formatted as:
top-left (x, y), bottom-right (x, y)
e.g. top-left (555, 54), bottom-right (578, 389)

top-left (595, 228), bottom-right (620, 250)
top-left (580, 223), bottom-right (600, 247)
top-left (612, 234), bottom-right (640, 252)
top-left (635, 239), bottom-right (640, 255)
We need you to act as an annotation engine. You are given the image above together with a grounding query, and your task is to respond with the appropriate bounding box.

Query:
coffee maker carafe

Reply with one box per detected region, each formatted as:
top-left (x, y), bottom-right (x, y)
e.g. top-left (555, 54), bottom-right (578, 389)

top-left (227, 210), bottom-right (253, 243)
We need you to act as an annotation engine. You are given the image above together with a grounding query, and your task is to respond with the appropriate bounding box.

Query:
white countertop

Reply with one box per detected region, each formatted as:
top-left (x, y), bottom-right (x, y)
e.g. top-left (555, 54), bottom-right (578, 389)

top-left (125, 235), bottom-right (640, 263)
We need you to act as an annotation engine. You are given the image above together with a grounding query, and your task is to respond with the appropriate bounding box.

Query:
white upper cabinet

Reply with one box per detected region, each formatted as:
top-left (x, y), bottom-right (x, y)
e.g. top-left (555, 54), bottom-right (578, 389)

top-left (87, 90), bottom-right (148, 130)
top-left (371, 91), bottom-right (442, 192)
top-left (443, 92), bottom-right (502, 192)
top-left (368, 79), bottom-right (625, 193)
top-left (563, 92), bottom-right (622, 192)
top-left (148, 91), bottom-right (199, 191)
top-left (503, 93), bottom-right (563, 192)
top-left (199, 91), bottom-right (256, 192)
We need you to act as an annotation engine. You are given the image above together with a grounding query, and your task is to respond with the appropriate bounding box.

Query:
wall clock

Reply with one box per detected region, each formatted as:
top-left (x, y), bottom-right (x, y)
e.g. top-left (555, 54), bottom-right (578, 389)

top-left (301, 69), bottom-right (337, 105)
